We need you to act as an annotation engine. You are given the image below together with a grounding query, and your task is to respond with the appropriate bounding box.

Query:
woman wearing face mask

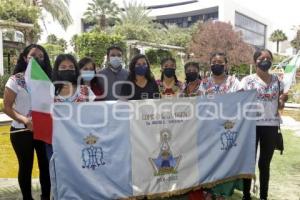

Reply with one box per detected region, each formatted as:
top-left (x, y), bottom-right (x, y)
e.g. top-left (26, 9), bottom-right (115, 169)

top-left (79, 57), bottom-right (103, 100)
top-left (178, 61), bottom-right (207, 200)
top-left (241, 49), bottom-right (288, 200)
top-left (197, 52), bottom-right (242, 200)
top-left (157, 57), bottom-right (182, 97)
top-left (3, 44), bottom-right (51, 200)
top-left (198, 52), bottom-right (240, 95)
top-left (52, 54), bottom-right (96, 102)
top-left (120, 54), bottom-right (159, 100)
top-left (44, 54), bottom-right (96, 161)
top-left (181, 61), bottom-right (202, 97)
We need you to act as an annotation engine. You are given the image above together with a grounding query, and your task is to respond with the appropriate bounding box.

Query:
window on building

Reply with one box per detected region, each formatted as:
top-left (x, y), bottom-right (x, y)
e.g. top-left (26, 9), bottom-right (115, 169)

top-left (157, 11), bottom-right (218, 28)
top-left (235, 12), bottom-right (266, 49)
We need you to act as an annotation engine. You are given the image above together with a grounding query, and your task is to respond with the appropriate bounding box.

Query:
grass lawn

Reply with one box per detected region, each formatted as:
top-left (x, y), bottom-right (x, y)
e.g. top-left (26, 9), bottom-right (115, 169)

top-left (0, 125), bottom-right (299, 199)
top-left (0, 125), bottom-right (39, 178)
top-left (229, 129), bottom-right (300, 200)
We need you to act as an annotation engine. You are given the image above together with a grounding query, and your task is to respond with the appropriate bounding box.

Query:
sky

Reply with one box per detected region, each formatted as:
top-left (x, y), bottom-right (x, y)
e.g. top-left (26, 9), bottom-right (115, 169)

top-left (39, 0), bottom-right (300, 44)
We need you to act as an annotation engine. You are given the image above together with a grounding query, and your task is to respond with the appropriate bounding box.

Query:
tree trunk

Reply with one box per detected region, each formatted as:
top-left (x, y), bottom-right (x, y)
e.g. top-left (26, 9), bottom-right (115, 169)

top-left (277, 41), bottom-right (279, 53)
top-left (100, 14), bottom-right (106, 31)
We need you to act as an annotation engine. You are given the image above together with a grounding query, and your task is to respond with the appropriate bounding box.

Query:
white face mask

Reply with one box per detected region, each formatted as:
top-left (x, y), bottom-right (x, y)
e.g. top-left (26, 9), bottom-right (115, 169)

top-left (109, 56), bottom-right (123, 69)
top-left (81, 70), bottom-right (95, 82)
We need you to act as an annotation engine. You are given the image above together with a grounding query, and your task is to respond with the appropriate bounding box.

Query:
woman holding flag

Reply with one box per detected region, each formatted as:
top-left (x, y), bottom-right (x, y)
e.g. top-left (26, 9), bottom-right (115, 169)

top-left (241, 49), bottom-right (288, 200)
top-left (3, 44), bottom-right (51, 200)
top-left (194, 52), bottom-right (242, 200)
top-left (44, 54), bottom-right (96, 160)
top-left (52, 54), bottom-right (96, 103)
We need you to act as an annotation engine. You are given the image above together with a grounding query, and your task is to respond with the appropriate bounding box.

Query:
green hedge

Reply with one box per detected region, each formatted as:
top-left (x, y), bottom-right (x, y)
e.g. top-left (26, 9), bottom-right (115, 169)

top-left (43, 43), bottom-right (65, 64)
top-left (145, 49), bottom-right (173, 65)
top-left (0, 74), bottom-right (10, 99)
top-left (0, 0), bottom-right (40, 24)
top-left (72, 32), bottom-right (126, 67)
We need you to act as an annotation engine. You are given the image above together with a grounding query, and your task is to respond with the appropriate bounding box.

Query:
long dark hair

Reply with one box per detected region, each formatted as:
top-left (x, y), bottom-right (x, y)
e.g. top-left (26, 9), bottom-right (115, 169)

top-left (184, 61), bottom-right (202, 83)
top-left (160, 57), bottom-right (179, 83)
top-left (78, 57), bottom-right (97, 85)
top-left (52, 54), bottom-right (79, 95)
top-left (13, 44), bottom-right (52, 78)
top-left (253, 49), bottom-right (273, 63)
top-left (128, 54), bottom-right (155, 82)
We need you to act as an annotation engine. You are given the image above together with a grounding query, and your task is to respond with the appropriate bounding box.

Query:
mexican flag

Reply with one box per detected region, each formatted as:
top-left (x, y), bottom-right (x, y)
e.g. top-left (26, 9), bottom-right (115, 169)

top-left (25, 58), bottom-right (54, 144)
top-left (283, 54), bottom-right (300, 92)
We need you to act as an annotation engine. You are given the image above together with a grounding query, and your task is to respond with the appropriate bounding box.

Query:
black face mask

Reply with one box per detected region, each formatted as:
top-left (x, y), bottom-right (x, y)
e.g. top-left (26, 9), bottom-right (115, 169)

top-left (164, 68), bottom-right (175, 78)
top-left (258, 60), bottom-right (272, 72)
top-left (36, 59), bottom-right (48, 71)
top-left (26, 57), bottom-right (46, 69)
top-left (57, 70), bottom-right (77, 84)
top-left (186, 72), bottom-right (199, 82)
top-left (211, 64), bottom-right (225, 76)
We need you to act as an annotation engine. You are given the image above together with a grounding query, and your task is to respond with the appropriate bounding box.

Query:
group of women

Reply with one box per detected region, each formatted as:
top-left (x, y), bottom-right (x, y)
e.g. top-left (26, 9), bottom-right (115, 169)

top-left (3, 44), bottom-right (288, 200)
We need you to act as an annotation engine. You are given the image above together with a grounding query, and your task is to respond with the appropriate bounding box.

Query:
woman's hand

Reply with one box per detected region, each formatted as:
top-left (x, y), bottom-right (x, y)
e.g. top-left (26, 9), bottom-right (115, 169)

top-left (279, 93), bottom-right (288, 110)
top-left (23, 117), bottom-right (33, 132)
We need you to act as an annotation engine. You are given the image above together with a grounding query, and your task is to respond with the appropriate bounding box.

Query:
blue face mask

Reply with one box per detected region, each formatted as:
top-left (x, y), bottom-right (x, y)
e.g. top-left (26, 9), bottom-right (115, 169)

top-left (81, 70), bottom-right (95, 82)
top-left (135, 64), bottom-right (148, 76)
top-left (164, 68), bottom-right (175, 78)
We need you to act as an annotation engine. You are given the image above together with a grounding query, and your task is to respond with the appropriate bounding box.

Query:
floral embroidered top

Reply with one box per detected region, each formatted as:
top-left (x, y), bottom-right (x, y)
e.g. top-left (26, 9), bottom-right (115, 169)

top-left (55, 85), bottom-right (96, 102)
top-left (156, 79), bottom-right (183, 97)
top-left (181, 79), bottom-right (202, 97)
top-left (198, 75), bottom-right (241, 95)
top-left (5, 73), bottom-right (31, 128)
top-left (240, 74), bottom-right (284, 126)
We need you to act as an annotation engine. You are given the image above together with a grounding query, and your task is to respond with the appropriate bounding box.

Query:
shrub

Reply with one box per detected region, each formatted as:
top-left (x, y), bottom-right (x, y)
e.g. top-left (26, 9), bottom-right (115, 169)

top-left (0, 74), bottom-right (10, 98)
top-left (72, 32), bottom-right (126, 67)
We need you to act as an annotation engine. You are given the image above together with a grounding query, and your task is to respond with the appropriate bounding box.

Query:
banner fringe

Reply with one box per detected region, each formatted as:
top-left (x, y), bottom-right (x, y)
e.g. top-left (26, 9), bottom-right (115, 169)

top-left (120, 174), bottom-right (255, 200)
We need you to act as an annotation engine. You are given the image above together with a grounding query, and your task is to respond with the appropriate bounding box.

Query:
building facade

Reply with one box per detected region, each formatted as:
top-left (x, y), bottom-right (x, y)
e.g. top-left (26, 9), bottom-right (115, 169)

top-left (145, 0), bottom-right (270, 49)
top-left (38, 0), bottom-right (272, 51)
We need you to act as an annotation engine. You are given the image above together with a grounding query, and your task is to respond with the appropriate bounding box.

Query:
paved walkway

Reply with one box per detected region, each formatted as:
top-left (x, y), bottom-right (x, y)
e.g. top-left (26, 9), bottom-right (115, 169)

top-left (0, 179), bottom-right (40, 199)
top-left (0, 113), bottom-right (11, 125)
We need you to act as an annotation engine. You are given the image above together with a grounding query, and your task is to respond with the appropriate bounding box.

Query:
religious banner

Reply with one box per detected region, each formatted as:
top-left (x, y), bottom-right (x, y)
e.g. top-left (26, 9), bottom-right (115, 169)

top-left (50, 90), bottom-right (257, 200)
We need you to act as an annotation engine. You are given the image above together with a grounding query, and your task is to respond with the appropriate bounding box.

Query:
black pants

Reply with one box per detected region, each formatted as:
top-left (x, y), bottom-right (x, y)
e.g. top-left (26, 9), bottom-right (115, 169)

top-left (10, 127), bottom-right (51, 200)
top-left (243, 126), bottom-right (278, 199)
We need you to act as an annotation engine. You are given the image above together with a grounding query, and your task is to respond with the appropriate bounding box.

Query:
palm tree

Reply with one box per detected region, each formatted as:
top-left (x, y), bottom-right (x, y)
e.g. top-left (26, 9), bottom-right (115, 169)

top-left (83, 0), bottom-right (120, 31)
top-left (23, 0), bottom-right (73, 30)
top-left (270, 29), bottom-right (288, 53)
top-left (114, 1), bottom-right (155, 41)
top-left (118, 1), bottom-right (152, 26)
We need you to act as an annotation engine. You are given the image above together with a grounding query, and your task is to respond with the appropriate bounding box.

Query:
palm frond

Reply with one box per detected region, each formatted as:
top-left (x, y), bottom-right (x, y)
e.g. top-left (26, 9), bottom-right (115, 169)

top-left (41, 0), bottom-right (73, 30)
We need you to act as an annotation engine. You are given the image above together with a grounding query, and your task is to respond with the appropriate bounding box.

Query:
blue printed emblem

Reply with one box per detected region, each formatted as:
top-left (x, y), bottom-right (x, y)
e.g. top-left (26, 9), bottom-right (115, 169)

top-left (82, 134), bottom-right (105, 170)
top-left (221, 121), bottom-right (238, 150)
top-left (149, 129), bottom-right (182, 176)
